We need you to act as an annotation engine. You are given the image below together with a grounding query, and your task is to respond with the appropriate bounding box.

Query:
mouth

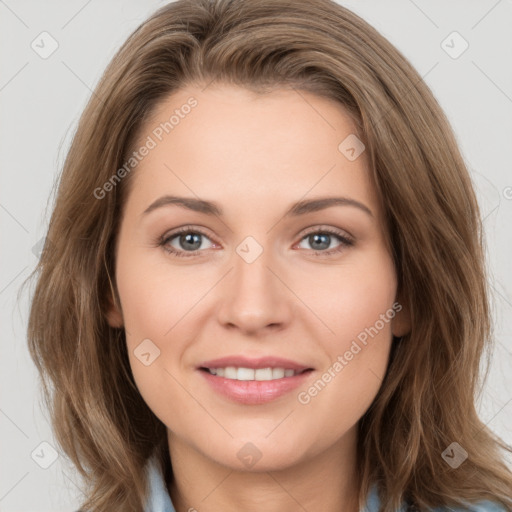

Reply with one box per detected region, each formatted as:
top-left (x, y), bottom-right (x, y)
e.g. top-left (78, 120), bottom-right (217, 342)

top-left (197, 356), bottom-right (315, 405)
top-left (199, 366), bottom-right (313, 381)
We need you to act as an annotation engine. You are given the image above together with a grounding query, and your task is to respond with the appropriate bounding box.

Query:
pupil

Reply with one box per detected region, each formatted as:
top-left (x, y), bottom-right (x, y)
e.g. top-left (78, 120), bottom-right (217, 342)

top-left (181, 233), bottom-right (201, 250)
top-left (310, 233), bottom-right (329, 250)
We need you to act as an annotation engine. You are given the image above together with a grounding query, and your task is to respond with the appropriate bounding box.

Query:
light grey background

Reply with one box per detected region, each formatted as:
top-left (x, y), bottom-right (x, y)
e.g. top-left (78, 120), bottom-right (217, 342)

top-left (1, 1), bottom-right (511, 510)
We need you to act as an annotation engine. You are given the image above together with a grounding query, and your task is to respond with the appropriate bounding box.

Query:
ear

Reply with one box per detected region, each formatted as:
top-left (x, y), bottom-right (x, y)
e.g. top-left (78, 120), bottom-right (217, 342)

top-left (105, 287), bottom-right (124, 328)
top-left (106, 300), bottom-right (124, 328)
top-left (391, 296), bottom-right (411, 338)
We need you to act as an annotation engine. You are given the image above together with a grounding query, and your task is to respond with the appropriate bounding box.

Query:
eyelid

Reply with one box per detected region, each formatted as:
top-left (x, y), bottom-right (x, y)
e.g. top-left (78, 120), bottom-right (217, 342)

top-left (299, 224), bottom-right (354, 241)
top-left (160, 225), bottom-right (216, 243)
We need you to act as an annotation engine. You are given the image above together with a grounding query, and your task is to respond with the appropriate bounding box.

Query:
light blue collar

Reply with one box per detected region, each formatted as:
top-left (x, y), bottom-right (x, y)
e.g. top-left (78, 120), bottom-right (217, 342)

top-left (143, 455), bottom-right (505, 512)
top-left (144, 455), bottom-right (175, 512)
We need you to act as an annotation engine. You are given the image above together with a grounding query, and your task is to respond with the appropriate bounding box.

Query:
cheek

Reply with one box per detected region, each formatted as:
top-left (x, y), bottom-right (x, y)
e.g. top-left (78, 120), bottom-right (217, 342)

top-left (115, 242), bottom-right (199, 340)
top-left (114, 245), bottom-right (194, 414)
top-left (300, 248), bottom-right (397, 347)
top-left (295, 318), bottom-right (394, 451)
top-left (295, 252), bottom-right (396, 425)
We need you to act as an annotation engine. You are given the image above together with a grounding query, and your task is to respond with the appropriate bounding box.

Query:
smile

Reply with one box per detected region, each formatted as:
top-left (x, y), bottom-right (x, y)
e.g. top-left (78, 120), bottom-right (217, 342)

top-left (202, 366), bottom-right (308, 381)
top-left (198, 366), bottom-right (314, 405)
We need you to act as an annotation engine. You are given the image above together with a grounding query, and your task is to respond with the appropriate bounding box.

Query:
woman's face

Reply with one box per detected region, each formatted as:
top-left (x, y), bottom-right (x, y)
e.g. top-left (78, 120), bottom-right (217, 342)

top-left (108, 84), bottom-right (410, 472)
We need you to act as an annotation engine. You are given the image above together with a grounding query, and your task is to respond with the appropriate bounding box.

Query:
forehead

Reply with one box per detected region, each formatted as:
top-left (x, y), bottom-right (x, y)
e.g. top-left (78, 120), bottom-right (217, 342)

top-left (127, 83), bottom-right (381, 221)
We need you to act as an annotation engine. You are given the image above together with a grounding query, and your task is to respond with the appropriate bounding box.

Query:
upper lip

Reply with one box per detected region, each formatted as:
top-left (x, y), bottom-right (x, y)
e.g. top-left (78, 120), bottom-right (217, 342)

top-left (198, 356), bottom-right (313, 371)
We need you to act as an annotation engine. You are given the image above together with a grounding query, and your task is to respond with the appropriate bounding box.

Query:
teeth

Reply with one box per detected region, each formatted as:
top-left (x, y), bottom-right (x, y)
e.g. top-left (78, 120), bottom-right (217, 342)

top-left (207, 366), bottom-right (302, 381)
top-left (224, 366), bottom-right (237, 379)
top-left (272, 368), bottom-right (285, 379)
top-left (255, 368), bottom-right (273, 380)
top-left (237, 367), bottom-right (254, 380)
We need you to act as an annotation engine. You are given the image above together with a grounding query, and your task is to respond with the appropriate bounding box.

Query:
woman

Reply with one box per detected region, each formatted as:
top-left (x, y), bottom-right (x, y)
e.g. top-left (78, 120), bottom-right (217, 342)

top-left (26, 0), bottom-right (512, 510)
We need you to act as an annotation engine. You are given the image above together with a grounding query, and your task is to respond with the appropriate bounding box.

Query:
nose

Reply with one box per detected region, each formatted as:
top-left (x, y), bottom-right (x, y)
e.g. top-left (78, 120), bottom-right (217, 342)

top-left (216, 243), bottom-right (293, 335)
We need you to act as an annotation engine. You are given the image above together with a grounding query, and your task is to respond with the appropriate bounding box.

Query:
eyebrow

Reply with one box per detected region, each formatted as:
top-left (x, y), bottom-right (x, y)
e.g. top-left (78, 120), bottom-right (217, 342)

top-left (141, 195), bottom-right (373, 218)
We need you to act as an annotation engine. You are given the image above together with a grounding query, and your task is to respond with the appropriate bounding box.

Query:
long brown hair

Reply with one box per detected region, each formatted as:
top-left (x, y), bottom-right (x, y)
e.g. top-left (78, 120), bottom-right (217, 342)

top-left (25, 0), bottom-right (512, 510)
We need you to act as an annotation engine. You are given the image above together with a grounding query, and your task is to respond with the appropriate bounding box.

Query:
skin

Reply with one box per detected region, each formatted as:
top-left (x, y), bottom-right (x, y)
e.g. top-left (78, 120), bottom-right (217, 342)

top-left (107, 83), bottom-right (410, 512)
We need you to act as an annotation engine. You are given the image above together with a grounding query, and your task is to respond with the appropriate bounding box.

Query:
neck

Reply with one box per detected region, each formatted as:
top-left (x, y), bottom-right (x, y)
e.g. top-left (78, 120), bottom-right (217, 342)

top-left (166, 426), bottom-right (360, 512)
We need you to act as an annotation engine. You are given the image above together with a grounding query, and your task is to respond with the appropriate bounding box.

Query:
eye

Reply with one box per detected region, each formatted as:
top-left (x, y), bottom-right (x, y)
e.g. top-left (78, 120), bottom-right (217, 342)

top-left (295, 227), bottom-right (354, 257)
top-left (159, 227), bottom-right (217, 258)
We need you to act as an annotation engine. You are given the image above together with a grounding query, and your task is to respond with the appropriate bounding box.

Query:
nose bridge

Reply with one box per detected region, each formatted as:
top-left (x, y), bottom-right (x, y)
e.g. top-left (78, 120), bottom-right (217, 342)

top-left (234, 240), bottom-right (274, 296)
top-left (217, 236), bottom-right (292, 332)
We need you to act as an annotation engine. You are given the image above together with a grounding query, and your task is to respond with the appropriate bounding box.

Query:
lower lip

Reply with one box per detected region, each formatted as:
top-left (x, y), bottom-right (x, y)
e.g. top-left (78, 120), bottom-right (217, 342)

top-left (199, 369), bottom-right (313, 405)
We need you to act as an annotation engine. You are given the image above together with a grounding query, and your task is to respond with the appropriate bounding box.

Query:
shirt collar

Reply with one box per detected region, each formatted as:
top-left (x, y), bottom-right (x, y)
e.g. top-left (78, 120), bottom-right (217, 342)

top-left (144, 454), bottom-right (176, 512)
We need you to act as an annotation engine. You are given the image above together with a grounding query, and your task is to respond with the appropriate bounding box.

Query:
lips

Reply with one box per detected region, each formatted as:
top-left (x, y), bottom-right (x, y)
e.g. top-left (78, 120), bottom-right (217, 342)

top-left (197, 355), bottom-right (315, 405)
top-left (198, 355), bottom-right (313, 372)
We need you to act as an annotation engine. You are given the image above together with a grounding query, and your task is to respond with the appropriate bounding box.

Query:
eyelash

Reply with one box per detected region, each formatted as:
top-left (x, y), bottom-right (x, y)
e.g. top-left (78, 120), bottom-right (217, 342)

top-left (158, 225), bottom-right (354, 259)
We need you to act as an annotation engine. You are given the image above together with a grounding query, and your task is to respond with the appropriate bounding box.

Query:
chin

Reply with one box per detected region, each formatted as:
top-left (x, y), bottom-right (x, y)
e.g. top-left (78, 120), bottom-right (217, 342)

top-left (202, 436), bottom-right (309, 473)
